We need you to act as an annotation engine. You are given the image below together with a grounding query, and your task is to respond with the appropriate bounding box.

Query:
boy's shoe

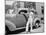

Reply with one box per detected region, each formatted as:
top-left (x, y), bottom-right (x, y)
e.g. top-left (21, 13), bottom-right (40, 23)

top-left (26, 31), bottom-right (28, 34)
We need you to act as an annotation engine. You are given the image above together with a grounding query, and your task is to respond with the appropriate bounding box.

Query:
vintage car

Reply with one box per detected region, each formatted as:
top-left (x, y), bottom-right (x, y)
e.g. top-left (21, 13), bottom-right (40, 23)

top-left (5, 8), bottom-right (41, 34)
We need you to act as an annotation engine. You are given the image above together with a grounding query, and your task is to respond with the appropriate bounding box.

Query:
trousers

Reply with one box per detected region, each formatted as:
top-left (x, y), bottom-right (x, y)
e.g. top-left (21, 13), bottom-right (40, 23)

top-left (26, 17), bottom-right (33, 32)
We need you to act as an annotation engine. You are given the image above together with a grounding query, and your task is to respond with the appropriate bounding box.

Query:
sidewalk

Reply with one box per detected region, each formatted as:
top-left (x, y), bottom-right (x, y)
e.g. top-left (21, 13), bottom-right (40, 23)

top-left (19, 24), bottom-right (44, 34)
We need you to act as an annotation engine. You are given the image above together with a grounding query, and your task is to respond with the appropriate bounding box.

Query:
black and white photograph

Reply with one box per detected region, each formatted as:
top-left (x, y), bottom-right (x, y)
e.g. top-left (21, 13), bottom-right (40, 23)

top-left (5, 0), bottom-right (44, 35)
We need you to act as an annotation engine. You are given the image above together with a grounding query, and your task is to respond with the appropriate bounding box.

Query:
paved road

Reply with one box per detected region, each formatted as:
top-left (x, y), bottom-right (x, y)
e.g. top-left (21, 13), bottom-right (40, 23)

top-left (20, 24), bottom-right (44, 34)
top-left (7, 24), bottom-right (44, 35)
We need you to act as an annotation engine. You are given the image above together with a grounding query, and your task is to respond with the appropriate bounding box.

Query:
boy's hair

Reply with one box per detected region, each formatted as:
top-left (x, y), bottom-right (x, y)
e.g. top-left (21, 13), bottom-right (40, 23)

top-left (31, 10), bottom-right (37, 15)
top-left (31, 10), bottom-right (34, 13)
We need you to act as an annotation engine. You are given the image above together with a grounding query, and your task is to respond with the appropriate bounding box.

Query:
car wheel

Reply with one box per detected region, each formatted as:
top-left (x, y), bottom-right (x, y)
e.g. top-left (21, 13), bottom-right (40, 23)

top-left (35, 20), bottom-right (40, 28)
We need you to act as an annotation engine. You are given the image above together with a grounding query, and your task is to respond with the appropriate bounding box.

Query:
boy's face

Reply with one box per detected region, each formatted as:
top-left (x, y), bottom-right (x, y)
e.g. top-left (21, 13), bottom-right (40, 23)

top-left (29, 12), bottom-right (34, 16)
top-left (30, 12), bottom-right (34, 14)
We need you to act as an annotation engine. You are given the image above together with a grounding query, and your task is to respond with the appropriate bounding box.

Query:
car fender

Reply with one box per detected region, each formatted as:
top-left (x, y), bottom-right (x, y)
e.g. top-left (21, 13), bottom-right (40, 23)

top-left (5, 20), bottom-right (16, 31)
top-left (33, 17), bottom-right (41, 26)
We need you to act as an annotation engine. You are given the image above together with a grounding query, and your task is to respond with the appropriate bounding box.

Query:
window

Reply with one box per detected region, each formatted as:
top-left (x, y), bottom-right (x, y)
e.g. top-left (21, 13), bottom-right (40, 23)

top-left (41, 17), bottom-right (44, 20)
top-left (19, 10), bottom-right (27, 14)
top-left (24, 2), bottom-right (36, 9)
top-left (13, 1), bottom-right (20, 8)
top-left (41, 6), bottom-right (44, 14)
